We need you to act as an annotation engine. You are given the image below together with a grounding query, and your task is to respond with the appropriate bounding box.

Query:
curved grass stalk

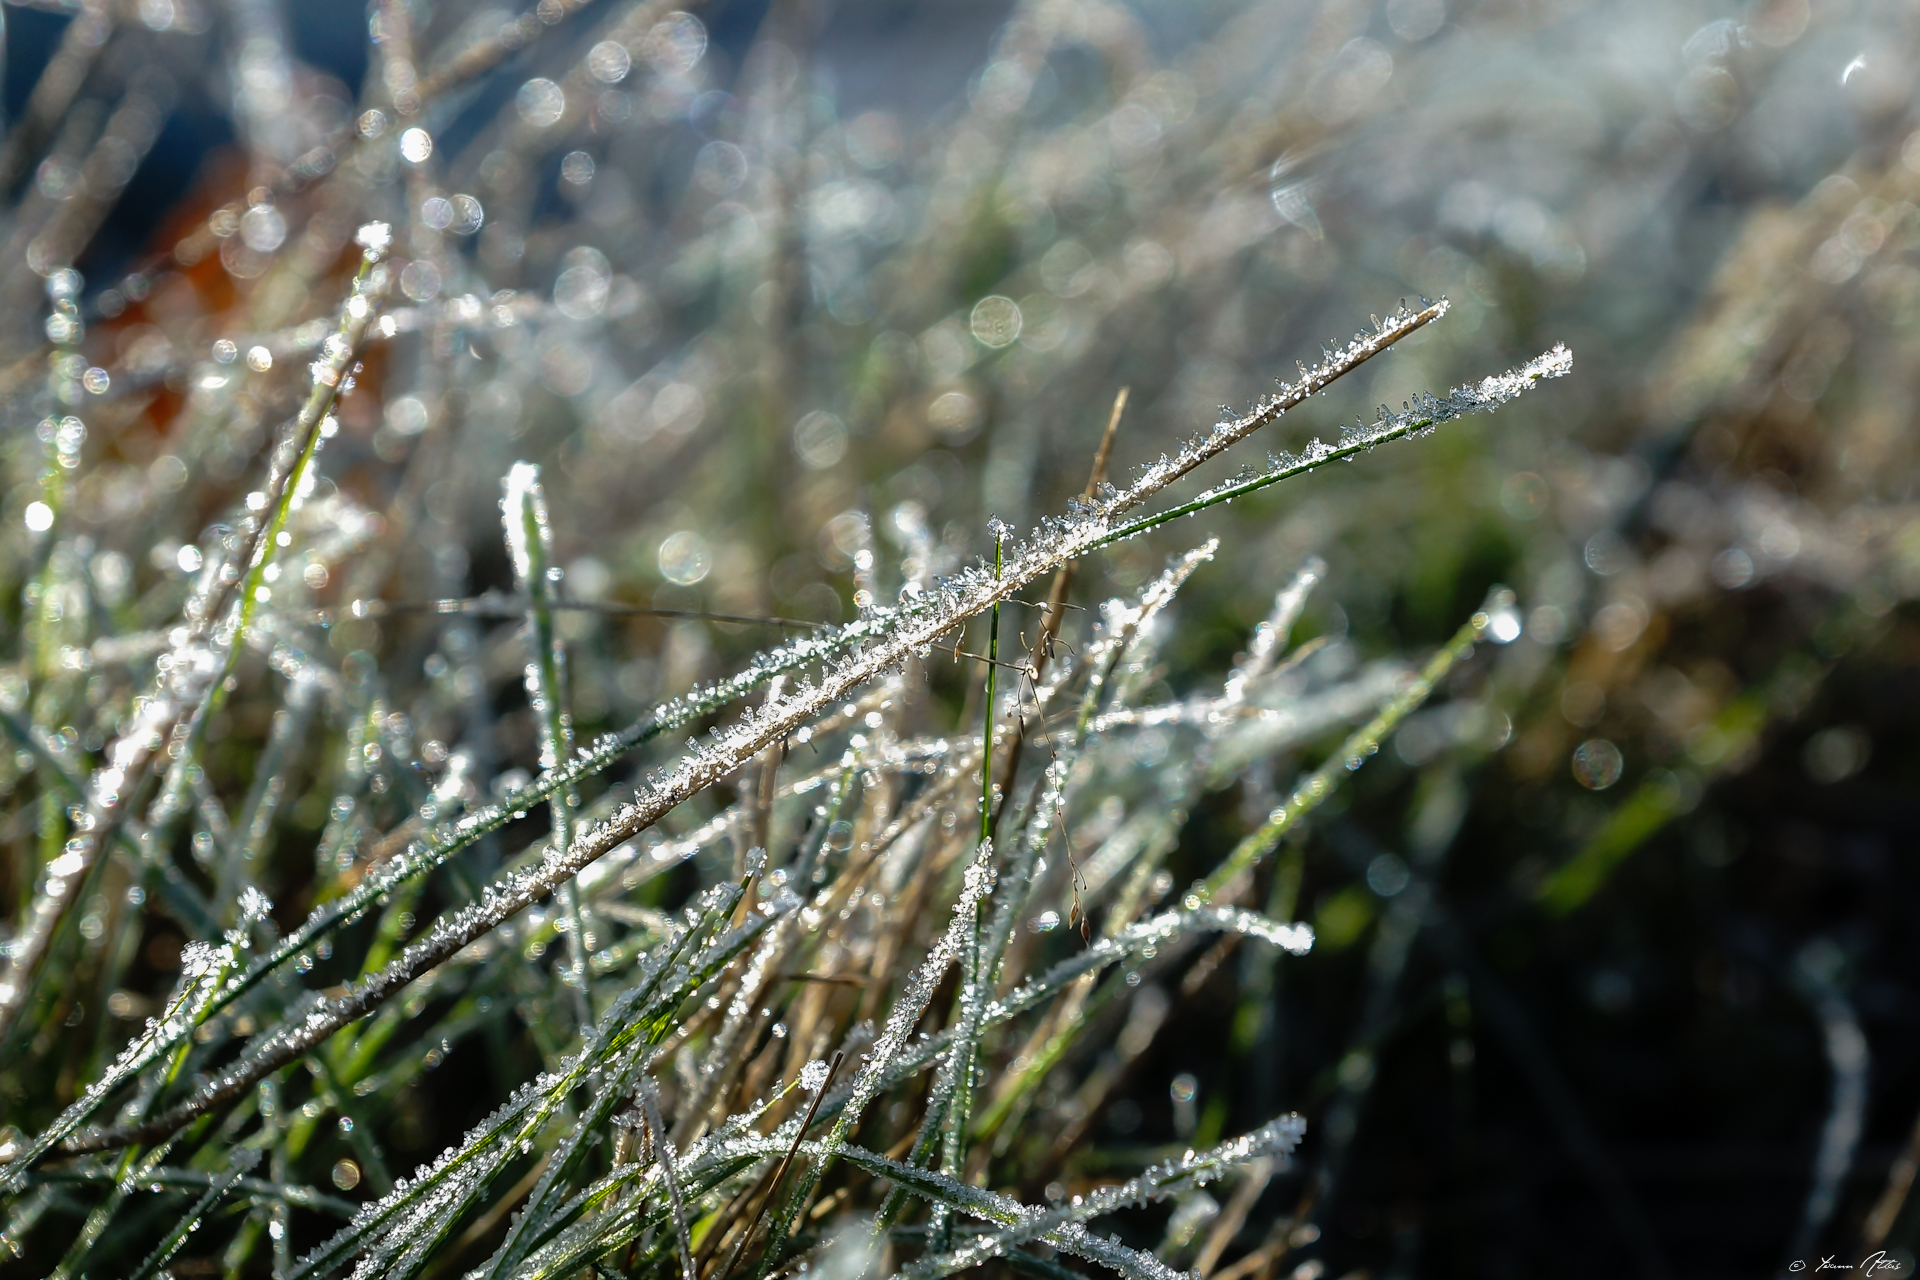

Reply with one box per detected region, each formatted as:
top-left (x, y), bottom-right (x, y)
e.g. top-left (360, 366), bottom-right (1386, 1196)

top-left (1223, 558), bottom-right (1326, 707)
top-left (0, 229), bottom-right (393, 1046)
top-left (746, 836), bottom-right (1000, 1280)
top-left (872, 753), bottom-right (1073, 1238)
top-left (125, 1148), bottom-right (261, 1280)
top-left (927, 527), bottom-right (1011, 1246)
top-left (1199, 587), bottom-right (1517, 903)
top-left (149, 233), bottom-right (395, 824)
top-left (503, 461), bottom-right (592, 1027)
top-left (1087, 342), bottom-right (1570, 554)
top-left (23, 337), bottom-right (88, 982)
top-left (641, 1074), bottom-right (698, 1280)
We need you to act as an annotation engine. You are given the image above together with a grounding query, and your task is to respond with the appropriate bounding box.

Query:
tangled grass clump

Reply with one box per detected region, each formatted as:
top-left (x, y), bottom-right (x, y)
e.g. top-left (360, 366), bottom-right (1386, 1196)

top-left (0, 201), bottom-right (1567, 1272)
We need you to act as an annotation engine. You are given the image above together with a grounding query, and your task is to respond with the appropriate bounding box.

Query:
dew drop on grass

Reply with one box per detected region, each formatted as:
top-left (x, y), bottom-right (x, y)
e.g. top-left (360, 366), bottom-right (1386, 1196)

top-left (1571, 738), bottom-right (1623, 790)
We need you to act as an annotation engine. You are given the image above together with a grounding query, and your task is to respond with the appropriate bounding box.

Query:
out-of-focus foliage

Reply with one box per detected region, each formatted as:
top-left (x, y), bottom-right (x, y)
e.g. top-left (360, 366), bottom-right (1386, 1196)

top-left (0, 1), bottom-right (1917, 1277)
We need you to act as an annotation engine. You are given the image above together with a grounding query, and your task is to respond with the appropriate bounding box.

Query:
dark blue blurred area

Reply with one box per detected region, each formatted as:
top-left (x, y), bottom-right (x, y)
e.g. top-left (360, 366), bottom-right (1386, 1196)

top-left (286, 0), bottom-right (367, 94)
top-left (1, 0), bottom-right (1020, 288)
top-left (3, 4), bottom-right (65, 120)
top-left (1, 0), bottom-right (368, 287)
